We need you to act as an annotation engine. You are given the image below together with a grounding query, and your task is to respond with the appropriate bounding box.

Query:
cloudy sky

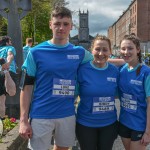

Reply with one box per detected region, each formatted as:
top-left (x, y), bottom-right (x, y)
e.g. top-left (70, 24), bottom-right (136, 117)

top-left (68, 0), bottom-right (132, 37)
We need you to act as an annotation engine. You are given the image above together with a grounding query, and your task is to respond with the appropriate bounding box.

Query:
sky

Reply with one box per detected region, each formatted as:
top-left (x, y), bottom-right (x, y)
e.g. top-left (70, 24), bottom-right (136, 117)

top-left (68, 0), bottom-right (132, 37)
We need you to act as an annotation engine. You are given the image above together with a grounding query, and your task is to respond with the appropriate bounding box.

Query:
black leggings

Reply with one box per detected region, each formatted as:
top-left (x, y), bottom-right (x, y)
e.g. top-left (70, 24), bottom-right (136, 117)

top-left (76, 121), bottom-right (118, 150)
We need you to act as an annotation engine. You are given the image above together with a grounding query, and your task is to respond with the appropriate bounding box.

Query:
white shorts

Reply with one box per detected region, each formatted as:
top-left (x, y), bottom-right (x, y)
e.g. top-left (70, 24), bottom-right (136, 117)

top-left (28, 115), bottom-right (76, 150)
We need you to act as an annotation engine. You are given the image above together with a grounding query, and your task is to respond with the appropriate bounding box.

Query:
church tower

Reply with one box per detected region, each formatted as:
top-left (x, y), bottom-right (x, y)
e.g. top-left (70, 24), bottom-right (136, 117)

top-left (69, 10), bottom-right (93, 50)
top-left (78, 10), bottom-right (89, 42)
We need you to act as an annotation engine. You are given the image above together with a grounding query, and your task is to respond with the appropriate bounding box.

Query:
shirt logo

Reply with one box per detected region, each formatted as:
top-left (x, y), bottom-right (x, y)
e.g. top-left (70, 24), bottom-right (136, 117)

top-left (67, 55), bottom-right (79, 59)
top-left (107, 77), bottom-right (116, 82)
top-left (59, 79), bottom-right (71, 85)
top-left (130, 80), bottom-right (142, 86)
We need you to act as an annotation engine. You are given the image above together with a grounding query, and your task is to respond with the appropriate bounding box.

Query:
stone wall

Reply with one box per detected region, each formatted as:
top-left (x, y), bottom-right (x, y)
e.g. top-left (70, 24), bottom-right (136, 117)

top-left (0, 124), bottom-right (28, 150)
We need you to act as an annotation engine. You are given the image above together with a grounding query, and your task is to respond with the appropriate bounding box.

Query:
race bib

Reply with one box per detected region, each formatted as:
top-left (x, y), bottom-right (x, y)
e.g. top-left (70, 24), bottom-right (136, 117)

top-left (92, 97), bottom-right (115, 114)
top-left (121, 93), bottom-right (137, 113)
top-left (52, 78), bottom-right (75, 98)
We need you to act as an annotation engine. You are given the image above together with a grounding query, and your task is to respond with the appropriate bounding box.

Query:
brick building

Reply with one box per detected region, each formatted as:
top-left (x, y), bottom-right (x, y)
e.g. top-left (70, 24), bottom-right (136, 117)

top-left (108, 0), bottom-right (150, 55)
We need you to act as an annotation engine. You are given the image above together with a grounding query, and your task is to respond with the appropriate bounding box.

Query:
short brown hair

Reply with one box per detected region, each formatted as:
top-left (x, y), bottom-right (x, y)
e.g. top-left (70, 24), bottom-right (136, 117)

top-left (51, 6), bottom-right (72, 19)
top-left (26, 38), bottom-right (33, 44)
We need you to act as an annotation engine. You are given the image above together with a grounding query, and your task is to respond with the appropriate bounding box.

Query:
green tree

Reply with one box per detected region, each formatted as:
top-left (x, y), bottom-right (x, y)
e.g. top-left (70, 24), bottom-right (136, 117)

top-left (0, 15), bottom-right (7, 36)
top-left (21, 0), bottom-right (51, 45)
top-left (49, 0), bottom-right (69, 10)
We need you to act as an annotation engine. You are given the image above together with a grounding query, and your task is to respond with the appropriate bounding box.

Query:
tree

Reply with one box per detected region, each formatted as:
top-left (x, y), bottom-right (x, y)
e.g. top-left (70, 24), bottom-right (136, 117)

top-left (49, 0), bottom-right (69, 10)
top-left (0, 15), bottom-right (7, 36)
top-left (21, 0), bottom-right (52, 45)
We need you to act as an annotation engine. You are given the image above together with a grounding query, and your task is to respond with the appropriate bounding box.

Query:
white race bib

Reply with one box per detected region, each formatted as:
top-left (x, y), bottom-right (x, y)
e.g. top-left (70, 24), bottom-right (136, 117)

top-left (52, 78), bottom-right (75, 98)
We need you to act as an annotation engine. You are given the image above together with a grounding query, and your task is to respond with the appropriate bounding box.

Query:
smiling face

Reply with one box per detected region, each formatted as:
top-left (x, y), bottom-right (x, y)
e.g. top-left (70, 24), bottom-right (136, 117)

top-left (120, 39), bottom-right (140, 65)
top-left (92, 39), bottom-right (111, 68)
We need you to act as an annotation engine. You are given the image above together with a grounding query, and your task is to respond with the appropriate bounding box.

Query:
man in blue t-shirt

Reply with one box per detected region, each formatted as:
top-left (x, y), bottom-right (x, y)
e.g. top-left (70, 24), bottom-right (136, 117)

top-left (23, 38), bottom-right (33, 62)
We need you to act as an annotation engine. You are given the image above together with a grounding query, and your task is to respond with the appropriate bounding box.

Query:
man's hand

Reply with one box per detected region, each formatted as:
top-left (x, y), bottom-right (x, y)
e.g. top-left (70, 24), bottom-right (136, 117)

top-left (19, 120), bottom-right (33, 139)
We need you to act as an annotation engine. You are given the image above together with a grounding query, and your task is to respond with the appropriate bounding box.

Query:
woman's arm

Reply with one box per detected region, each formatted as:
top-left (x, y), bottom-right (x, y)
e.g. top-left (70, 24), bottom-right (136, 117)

top-left (141, 97), bottom-right (150, 146)
top-left (108, 58), bottom-right (125, 66)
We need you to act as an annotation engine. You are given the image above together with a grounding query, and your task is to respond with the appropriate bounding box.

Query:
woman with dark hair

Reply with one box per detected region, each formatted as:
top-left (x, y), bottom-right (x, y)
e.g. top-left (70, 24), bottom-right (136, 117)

top-left (0, 36), bottom-right (17, 119)
top-left (0, 36), bottom-right (11, 47)
top-left (118, 34), bottom-right (150, 150)
top-left (0, 58), bottom-right (16, 119)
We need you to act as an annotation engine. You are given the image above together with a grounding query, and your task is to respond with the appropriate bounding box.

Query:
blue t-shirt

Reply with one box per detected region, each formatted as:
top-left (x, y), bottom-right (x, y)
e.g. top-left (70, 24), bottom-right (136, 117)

top-left (119, 63), bottom-right (150, 131)
top-left (22, 41), bottom-right (93, 119)
top-left (23, 45), bottom-right (31, 61)
top-left (0, 46), bottom-right (16, 73)
top-left (76, 61), bottom-right (119, 127)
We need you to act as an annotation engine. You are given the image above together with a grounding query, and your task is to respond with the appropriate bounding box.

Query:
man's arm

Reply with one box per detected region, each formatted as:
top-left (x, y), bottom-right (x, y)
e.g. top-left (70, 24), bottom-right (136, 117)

top-left (5, 71), bottom-right (16, 96)
top-left (19, 85), bottom-right (33, 139)
top-left (81, 49), bottom-right (93, 64)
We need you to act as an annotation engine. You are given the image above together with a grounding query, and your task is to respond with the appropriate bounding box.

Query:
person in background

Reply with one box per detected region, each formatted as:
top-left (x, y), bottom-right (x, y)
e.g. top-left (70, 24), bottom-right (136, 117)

top-left (0, 36), bottom-right (17, 84)
top-left (19, 6), bottom-right (93, 150)
top-left (23, 38), bottom-right (33, 61)
top-left (118, 34), bottom-right (150, 150)
top-left (0, 58), bottom-right (16, 119)
top-left (76, 35), bottom-right (119, 150)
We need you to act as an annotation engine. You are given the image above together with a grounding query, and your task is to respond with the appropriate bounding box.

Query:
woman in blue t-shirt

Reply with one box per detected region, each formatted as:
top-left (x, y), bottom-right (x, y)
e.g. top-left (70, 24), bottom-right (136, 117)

top-left (76, 35), bottom-right (119, 150)
top-left (118, 34), bottom-right (150, 150)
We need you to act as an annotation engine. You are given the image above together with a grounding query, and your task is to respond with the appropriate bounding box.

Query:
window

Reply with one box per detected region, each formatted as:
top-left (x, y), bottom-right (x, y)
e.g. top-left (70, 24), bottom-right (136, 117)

top-left (130, 9), bottom-right (132, 15)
